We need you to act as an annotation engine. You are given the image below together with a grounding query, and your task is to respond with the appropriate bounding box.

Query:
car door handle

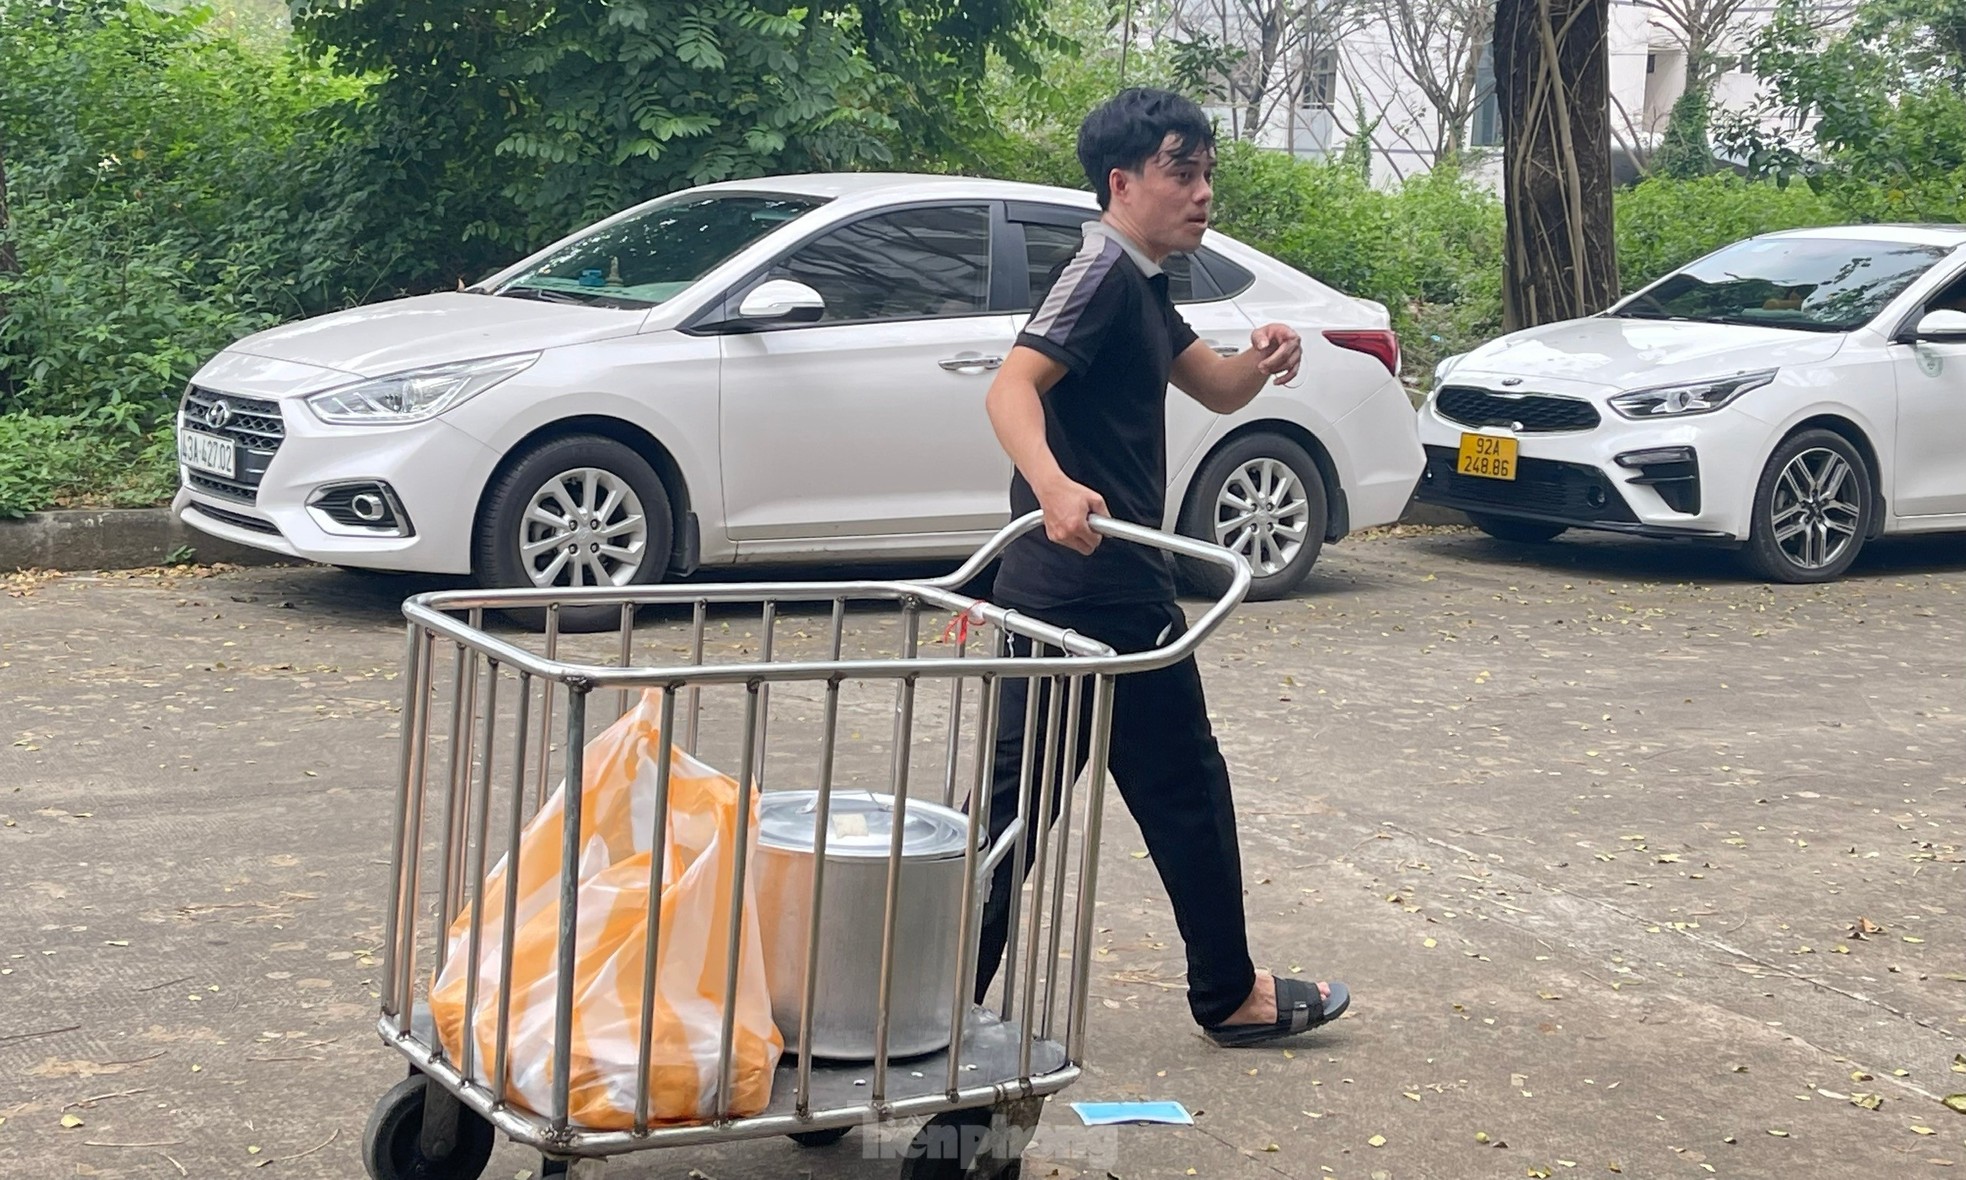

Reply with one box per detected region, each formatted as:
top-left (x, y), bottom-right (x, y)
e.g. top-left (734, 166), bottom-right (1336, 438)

top-left (1204, 339), bottom-right (1241, 356)
top-left (938, 354), bottom-right (1003, 372)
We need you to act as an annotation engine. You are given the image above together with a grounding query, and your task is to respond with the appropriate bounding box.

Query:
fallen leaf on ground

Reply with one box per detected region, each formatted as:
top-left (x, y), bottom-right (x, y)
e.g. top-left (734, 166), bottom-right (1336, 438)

top-left (1368, 1134), bottom-right (1386, 1148)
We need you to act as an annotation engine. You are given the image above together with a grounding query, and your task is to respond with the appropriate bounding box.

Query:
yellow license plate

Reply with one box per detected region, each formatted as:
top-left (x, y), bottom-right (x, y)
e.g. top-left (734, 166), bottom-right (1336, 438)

top-left (1457, 433), bottom-right (1518, 480)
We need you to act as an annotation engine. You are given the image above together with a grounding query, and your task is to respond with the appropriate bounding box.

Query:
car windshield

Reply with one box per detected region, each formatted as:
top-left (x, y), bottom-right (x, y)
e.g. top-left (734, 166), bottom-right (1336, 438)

top-left (495, 193), bottom-right (825, 308)
top-left (1613, 237), bottom-right (1950, 332)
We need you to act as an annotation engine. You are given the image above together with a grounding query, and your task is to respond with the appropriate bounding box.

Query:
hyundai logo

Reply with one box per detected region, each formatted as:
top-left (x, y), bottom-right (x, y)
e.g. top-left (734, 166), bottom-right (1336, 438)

top-left (205, 400), bottom-right (233, 429)
top-left (1500, 377), bottom-right (1524, 387)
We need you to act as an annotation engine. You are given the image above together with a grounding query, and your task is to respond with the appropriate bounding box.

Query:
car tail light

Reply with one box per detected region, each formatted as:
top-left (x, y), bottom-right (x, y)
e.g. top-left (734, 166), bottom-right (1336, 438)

top-left (1324, 329), bottom-right (1400, 376)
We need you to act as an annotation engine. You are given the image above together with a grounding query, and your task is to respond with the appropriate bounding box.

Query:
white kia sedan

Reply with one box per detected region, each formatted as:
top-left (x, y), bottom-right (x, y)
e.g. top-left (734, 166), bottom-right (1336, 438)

top-left (173, 173), bottom-right (1422, 626)
top-left (1415, 224), bottom-right (1966, 581)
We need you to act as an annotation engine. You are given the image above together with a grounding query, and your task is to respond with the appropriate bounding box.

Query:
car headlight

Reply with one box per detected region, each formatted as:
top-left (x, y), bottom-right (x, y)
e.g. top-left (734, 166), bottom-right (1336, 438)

top-left (1432, 353), bottom-right (1466, 392)
top-left (305, 353), bottom-right (540, 425)
top-left (1608, 369), bottom-right (1777, 419)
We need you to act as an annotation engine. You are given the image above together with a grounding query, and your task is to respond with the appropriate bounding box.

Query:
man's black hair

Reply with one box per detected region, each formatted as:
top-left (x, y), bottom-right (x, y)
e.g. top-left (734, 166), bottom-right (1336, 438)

top-left (1077, 88), bottom-right (1217, 209)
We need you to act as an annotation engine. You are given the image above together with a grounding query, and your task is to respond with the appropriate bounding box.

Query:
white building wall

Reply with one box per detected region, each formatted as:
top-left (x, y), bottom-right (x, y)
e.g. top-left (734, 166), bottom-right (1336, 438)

top-left (1197, 0), bottom-right (1848, 190)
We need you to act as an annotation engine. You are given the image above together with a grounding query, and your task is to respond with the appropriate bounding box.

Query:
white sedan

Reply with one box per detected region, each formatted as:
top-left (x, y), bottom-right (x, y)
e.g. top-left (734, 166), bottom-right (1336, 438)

top-left (1415, 224), bottom-right (1966, 581)
top-left (172, 173), bottom-right (1421, 626)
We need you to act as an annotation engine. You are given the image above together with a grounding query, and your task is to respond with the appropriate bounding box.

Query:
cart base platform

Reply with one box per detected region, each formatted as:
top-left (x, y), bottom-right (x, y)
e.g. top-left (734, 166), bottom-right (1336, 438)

top-left (381, 1003), bottom-right (1072, 1155)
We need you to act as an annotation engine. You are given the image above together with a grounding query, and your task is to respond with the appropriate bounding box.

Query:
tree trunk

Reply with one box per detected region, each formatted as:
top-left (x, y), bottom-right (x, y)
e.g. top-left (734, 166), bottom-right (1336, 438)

top-left (1242, 7), bottom-right (1286, 140)
top-left (1495, 0), bottom-right (1620, 331)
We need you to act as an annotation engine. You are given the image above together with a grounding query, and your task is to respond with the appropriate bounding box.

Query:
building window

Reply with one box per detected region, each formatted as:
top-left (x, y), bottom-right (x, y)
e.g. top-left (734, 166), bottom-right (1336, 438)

top-left (1470, 46), bottom-right (1502, 147)
top-left (1301, 46), bottom-right (1338, 109)
top-left (1647, 52), bottom-right (1657, 73)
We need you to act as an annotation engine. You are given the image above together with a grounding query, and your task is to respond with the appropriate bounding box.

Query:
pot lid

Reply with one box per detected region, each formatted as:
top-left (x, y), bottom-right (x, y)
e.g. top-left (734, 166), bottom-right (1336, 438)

top-left (757, 790), bottom-right (971, 860)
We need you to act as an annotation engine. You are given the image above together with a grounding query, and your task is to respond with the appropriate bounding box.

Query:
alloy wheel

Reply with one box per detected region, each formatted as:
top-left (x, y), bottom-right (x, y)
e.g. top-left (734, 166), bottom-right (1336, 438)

top-left (1214, 457), bottom-right (1311, 576)
top-left (1769, 447), bottom-right (1861, 571)
top-left (517, 467), bottom-right (648, 588)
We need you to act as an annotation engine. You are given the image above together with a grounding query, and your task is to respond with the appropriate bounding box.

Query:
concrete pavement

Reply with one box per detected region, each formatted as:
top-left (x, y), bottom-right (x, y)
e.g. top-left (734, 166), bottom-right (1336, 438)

top-left (3, 526), bottom-right (1963, 1179)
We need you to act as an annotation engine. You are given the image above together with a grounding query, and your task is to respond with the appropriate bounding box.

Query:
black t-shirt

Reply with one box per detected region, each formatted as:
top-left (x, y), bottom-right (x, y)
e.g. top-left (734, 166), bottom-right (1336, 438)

top-left (993, 228), bottom-right (1199, 610)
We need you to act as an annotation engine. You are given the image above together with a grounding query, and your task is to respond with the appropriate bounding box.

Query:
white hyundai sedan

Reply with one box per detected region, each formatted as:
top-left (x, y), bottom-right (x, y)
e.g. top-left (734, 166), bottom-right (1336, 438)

top-left (172, 173), bottom-right (1421, 626)
top-left (1415, 224), bottom-right (1966, 581)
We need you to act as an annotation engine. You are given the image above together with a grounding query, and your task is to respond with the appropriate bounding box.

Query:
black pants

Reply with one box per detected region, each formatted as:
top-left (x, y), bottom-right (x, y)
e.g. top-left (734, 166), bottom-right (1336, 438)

top-left (970, 599), bottom-right (1255, 1028)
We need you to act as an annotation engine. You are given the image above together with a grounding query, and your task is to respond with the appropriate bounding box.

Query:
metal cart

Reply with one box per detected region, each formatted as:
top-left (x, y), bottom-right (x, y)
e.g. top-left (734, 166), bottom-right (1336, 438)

top-left (363, 514), bottom-right (1249, 1180)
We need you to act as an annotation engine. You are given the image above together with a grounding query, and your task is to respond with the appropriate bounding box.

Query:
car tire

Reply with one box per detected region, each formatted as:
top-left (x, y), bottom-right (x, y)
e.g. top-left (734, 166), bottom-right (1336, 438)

top-left (1465, 511), bottom-right (1568, 544)
top-left (1741, 428), bottom-right (1870, 583)
top-left (1176, 433), bottom-right (1328, 602)
top-left (474, 434), bottom-right (675, 633)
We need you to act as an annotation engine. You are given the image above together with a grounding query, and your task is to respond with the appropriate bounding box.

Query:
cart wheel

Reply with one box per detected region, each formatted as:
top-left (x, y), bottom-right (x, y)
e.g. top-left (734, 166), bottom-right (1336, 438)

top-left (362, 1073), bottom-right (494, 1180)
top-left (789, 1126), bottom-right (854, 1148)
top-left (898, 1098), bottom-right (1040, 1180)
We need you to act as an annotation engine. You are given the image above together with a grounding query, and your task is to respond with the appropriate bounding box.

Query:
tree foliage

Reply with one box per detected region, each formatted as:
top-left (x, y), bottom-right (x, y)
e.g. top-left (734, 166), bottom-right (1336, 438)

top-left (1718, 0), bottom-right (1966, 219)
top-left (0, 0), bottom-right (369, 426)
top-left (289, 0), bottom-right (1048, 291)
top-left (1654, 87), bottom-right (1714, 179)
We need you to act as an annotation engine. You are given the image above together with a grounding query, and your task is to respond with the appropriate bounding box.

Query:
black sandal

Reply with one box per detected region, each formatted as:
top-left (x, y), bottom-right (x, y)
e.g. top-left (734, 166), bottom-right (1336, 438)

top-left (1203, 978), bottom-right (1349, 1047)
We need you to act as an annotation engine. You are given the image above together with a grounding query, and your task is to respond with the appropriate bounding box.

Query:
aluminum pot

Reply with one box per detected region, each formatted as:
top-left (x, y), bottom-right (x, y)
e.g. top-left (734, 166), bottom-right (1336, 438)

top-left (754, 790), bottom-right (972, 1060)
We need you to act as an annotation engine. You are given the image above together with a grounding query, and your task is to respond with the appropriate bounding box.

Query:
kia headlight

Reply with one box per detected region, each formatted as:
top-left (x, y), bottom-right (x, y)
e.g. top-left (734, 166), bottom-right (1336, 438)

top-left (305, 353), bottom-right (539, 425)
top-left (1432, 353), bottom-right (1466, 393)
top-left (1608, 369), bottom-right (1777, 419)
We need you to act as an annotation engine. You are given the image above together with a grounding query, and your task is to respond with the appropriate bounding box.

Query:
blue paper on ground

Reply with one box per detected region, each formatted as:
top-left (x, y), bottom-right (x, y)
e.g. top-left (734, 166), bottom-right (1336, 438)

top-left (1070, 1101), bottom-right (1194, 1126)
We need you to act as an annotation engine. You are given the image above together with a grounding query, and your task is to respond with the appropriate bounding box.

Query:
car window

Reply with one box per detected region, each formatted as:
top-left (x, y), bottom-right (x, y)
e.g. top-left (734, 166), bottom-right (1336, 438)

top-left (774, 206), bottom-right (992, 324)
top-left (499, 193), bottom-right (823, 308)
top-left (1928, 269), bottom-right (1966, 314)
top-left (1020, 222), bottom-right (1200, 306)
top-left (1198, 250), bottom-right (1255, 299)
top-left (1614, 237), bottom-right (1951, 332)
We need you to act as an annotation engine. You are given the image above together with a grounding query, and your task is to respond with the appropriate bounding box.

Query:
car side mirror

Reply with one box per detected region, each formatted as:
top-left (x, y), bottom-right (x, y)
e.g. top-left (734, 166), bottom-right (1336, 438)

top-left (1913, 308), bottom-right (1966, 342)
top-left (729, 279), bottom-right (826, 327)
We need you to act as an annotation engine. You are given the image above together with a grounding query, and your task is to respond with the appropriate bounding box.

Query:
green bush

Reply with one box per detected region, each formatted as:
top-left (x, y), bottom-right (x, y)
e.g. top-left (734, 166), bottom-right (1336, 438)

top-left (0, 195), bottom-right (286, 431)
top-left (0, 412), bottom-right (173, 518)
top-left (1204, 141), bottom-right (1505, 378)
top-left (1615, 173), bottom-right (1844, 289)
top-left (0, 1), bottom-right (372, 427)
top-left (0, 415), bottom-right (93, 520)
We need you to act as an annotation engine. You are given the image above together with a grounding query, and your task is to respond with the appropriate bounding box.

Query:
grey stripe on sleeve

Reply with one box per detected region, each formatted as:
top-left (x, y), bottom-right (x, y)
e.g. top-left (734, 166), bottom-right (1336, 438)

top-left (1024, 235), bottom-right (1122, 343)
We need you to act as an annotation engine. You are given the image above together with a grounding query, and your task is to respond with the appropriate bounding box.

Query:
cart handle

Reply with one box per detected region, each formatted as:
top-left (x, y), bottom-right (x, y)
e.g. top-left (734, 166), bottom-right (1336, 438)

top-left (399, 512), bottom-right (1252, 686)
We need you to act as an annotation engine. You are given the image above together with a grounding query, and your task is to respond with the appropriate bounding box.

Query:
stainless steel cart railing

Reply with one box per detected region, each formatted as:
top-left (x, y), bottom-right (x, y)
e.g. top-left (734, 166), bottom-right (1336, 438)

top-left (366, 514), bottom-right (1250, 1179)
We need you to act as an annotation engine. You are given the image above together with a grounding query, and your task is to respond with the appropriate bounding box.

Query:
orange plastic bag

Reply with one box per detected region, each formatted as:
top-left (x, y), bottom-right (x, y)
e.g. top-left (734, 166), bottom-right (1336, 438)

top-left (429, 689), bottom-right (783, 1128)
